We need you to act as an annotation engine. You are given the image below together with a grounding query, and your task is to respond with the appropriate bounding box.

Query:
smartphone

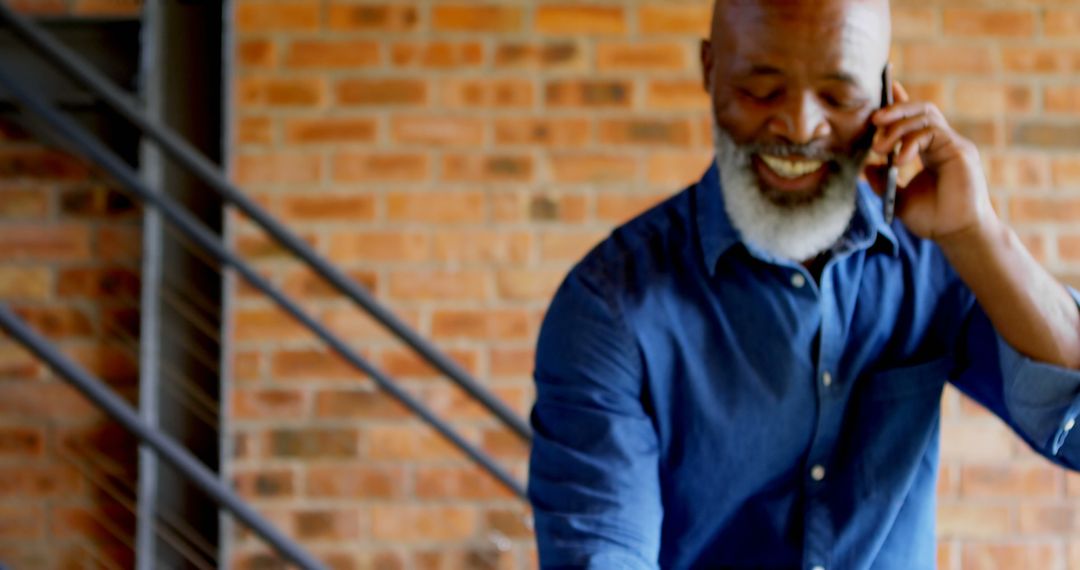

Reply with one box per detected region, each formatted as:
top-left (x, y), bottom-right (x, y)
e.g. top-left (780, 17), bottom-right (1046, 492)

top-left (880, 64), bottom-right (898, 224)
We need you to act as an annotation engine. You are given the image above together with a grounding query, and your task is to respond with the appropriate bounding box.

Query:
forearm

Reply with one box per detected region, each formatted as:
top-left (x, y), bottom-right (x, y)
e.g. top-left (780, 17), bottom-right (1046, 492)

top-left (939, 217), bottom-right (1080, 369)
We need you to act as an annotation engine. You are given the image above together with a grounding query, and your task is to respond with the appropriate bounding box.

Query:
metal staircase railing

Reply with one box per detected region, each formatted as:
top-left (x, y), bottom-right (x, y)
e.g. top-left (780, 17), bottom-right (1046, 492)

top-left (0, 2), bottom-right (536, 568)
top-left (0, 305), bottom-right (328, 570)
top-left (0, 0), bottom-right (532, 446)
top-left (0, 59), bottom-right (526, 498)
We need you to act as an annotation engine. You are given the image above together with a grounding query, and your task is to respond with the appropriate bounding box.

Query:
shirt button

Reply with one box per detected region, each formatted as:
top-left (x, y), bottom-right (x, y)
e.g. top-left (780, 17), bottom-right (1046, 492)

top-left (790, 273), bottom-right (807, 288)
top-left (812, 566), bottom-right (826, 570)
top-left (822, 371), bottom-right (833, 387)
top-left (1065, 418), bottom-right (1076, 431)
top-left (810, 465), bottom-right (826, 481)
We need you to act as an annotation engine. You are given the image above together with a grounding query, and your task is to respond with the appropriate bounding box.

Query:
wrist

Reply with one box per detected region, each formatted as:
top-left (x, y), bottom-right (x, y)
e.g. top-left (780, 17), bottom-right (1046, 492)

top-left (935, 212), bottom-right (1009, 262)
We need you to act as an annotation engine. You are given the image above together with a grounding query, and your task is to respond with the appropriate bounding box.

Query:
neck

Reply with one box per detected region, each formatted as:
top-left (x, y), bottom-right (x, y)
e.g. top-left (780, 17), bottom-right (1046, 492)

top-left (801, 251), bottom-right (830, 283)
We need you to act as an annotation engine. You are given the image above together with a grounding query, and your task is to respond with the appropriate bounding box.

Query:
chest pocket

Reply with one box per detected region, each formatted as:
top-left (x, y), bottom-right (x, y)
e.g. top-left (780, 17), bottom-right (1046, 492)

top-left (854, 356), bottom-right (953, 501)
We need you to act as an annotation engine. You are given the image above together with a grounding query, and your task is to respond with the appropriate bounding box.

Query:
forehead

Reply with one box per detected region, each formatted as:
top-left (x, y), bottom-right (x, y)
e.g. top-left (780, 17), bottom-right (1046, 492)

top-left (716, 0), bottom-right (889, 76)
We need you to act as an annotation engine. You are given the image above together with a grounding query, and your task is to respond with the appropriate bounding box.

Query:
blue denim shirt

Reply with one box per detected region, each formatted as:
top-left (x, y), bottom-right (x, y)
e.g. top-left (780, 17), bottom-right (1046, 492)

top-left (529, 162), bottom-right (1080, 569)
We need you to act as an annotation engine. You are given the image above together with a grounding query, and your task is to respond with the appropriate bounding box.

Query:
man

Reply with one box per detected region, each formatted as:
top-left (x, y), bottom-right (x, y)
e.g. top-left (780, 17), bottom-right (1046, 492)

top-left (527, 0), bottom-right (1080, 568)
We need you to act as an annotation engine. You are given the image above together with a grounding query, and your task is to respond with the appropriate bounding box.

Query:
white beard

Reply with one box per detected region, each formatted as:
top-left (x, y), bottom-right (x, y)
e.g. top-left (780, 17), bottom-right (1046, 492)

top-left (712, 123), bottom-right (865, 262)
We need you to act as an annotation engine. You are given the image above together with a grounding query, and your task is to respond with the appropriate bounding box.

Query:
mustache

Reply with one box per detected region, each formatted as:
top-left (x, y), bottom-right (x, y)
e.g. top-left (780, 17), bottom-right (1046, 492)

top-left (711, 122), bottom-right (870, 166)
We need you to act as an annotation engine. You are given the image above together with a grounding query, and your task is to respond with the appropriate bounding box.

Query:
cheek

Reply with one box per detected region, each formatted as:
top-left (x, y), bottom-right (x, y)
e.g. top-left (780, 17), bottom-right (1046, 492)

top-left (712, 92), bottom-right (772, 143)
top-left (834, 111), bottom-right (876, 152)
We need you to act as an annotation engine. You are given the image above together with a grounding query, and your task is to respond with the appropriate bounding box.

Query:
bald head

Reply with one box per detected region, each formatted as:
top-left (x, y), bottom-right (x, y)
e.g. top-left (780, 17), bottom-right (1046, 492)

top-left (709, 0), bottom-right (892, 51)
top-left (708, 0), bottom-right (891, 81)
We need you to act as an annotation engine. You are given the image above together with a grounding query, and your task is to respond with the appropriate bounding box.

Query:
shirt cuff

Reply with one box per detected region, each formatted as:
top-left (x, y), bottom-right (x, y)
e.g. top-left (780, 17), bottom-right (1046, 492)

top-left (999, 286), bottom-right (1080, 459)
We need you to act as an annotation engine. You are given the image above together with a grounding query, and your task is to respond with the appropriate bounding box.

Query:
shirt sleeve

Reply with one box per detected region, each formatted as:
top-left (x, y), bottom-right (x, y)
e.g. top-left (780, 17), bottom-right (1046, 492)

top-left (952, 286), bottom-right (1080, 470)
top-left (528, 268), bottom-right (662, 569)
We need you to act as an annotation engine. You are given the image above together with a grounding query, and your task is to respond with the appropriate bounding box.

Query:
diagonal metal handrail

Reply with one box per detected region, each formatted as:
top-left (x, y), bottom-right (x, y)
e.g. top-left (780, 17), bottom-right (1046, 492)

top-left (0, 305), bottom-right (328, 570)
top-left (0, 1), bottom-right (532, 443)
top-left (0, 61), bottom-right (527, 500)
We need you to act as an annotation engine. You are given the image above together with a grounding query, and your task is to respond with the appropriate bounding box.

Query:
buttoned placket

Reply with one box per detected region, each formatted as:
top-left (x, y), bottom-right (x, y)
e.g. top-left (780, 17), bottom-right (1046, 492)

top-left (795, 262), bottom-right (845, 570)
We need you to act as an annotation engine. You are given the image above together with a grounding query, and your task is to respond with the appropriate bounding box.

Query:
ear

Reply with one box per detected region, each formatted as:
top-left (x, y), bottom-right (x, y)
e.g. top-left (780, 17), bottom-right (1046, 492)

top-left (700, 39), bottom-right (714, 93)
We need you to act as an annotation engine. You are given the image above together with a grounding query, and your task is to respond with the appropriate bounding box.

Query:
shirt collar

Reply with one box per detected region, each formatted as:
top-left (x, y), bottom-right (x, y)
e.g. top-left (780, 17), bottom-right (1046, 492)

top-left (695, 159), bottom-right (900, 275)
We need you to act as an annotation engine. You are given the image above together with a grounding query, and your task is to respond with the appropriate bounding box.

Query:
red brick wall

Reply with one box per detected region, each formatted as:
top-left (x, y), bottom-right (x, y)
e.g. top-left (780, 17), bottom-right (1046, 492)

top-left (0, 110), bottom-right (142, 565)
top-left (0, 3), bottom-right (145, 569)
top-left (2, 0), bottom-right (1079, 568)
top-left (228, 1), bottom-right (1080, 568)
top-left (4, 0), bottom-right (1077, 568)
top-left (6, 0), bottom-right (1080, 565)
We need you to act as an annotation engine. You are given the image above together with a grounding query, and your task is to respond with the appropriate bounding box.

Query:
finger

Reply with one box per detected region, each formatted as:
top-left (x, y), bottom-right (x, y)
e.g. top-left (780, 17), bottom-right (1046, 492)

top-left (894, 80), bottom-right (909, 104)
top-left (873, 101), bottom-right (940, 127)
top-left (895, 128), bottom-right (936, 167)
top-left (873, 112), bottom-right (939, 154)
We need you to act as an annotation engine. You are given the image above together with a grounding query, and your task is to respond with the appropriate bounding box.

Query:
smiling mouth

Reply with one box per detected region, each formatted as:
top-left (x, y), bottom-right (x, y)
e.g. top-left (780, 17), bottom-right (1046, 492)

top-left (752, 153), bottom-right (831, 195)
top-left (759, 155), bottom-right (825, 178)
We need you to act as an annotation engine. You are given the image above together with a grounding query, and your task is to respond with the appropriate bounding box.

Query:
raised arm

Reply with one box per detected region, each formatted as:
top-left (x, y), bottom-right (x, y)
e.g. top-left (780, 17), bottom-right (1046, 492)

top-left (868, 81), bottom-right (1080, 466)
top-left (869, 81), bottom-right (1080, 371)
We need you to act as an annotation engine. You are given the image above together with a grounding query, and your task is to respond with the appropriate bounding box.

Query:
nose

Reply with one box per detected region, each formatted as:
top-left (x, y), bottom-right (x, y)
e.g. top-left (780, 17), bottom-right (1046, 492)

top-left (767, 92), bottom-right (831, 146)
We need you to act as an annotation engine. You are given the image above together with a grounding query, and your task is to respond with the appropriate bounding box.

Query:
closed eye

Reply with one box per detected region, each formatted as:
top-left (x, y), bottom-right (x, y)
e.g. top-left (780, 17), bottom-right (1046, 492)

top-left (819, 88), bottom-right (870, 111)
top-left (738, 87), bottom-right (783, 104)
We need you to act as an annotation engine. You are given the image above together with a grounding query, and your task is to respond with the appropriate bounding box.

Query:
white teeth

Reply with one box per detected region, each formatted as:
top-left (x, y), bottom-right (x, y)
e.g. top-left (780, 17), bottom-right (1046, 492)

top-left (760, 154), bottom-right (824, 179)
